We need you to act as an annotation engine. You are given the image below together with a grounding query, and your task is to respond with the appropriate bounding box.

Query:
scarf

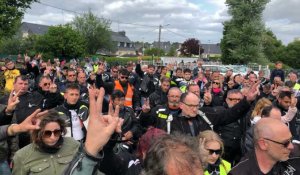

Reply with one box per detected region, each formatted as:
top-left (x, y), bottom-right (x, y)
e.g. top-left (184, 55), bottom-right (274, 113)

top-left (212, 88), bottom-right (221, 94)
top-left (37, 136), bottom-right (64, 154)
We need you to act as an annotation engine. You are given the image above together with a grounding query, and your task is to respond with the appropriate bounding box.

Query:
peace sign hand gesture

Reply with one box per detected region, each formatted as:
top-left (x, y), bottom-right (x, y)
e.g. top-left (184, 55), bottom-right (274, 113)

top-left (85, 87), bottom-right (123, 156)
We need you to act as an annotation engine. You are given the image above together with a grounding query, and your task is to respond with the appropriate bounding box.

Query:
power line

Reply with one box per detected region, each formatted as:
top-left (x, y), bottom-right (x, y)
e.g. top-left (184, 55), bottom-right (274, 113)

top-left (38, 1), bottom-right (157, 28)
top-left (164, 28), bottom-right (190, 39)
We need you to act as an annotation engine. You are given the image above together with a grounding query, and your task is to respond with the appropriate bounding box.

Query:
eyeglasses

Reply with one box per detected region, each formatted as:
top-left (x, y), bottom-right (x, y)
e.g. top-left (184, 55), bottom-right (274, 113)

top-left (43, 129), bottom-right (62, 138)
top-left (227, 98), bottom-right (242, 102)
top-left (263, 138), bottom-right (292, 148)
top-left (213, 82), bottom-right (220, 85)
top-left (207, 149), bottom-right (222, 155)
top-left (120, 76), bottom-right (129, 79)
top-left (168, 95), bottom-right (181, 98)
top-left (182, 101), bottom-right (199, 108)
top-left (68, 74), bottom-right (76, 77)
top-left (43, 83), bottom-right (50, 86)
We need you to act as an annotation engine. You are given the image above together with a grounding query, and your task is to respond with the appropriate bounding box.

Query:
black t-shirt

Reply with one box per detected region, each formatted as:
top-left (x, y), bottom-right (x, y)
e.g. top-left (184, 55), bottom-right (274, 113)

top-left (229, 151), bottom-right (300, 175)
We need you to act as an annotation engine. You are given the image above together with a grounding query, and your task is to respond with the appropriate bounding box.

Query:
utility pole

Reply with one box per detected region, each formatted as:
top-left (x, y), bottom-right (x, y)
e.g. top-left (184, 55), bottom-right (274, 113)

top-left (157, 24), bottom-right (170, 57)
top-left (158, 25), bottom-right (162, 57)
top-left (198, 39), bottom-right (201, 60)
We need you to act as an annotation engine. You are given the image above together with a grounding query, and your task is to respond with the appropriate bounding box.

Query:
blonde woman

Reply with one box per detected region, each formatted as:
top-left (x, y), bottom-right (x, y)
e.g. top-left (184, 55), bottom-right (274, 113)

top-left (251, 97), bottom-right (297, 125)
top-left (250, 98), bottom-right (272, 124)
top-left (199, 130), bottom-right (231, 175)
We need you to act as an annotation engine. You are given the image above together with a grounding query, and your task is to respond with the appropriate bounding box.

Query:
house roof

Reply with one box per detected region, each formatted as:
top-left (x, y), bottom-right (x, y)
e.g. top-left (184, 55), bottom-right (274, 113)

top-left (201, 44), bottom-right (221, 54)
top-left (111, 31), bottom-right (132, 43)
top-left (21, 22), bottom-right (133, 44)
top-left (21, 22), bottom-right (49, 35)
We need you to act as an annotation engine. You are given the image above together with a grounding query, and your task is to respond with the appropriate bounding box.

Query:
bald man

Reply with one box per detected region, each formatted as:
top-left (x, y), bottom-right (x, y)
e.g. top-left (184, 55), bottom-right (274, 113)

top-left (229, 118), bottom-right (300, 175)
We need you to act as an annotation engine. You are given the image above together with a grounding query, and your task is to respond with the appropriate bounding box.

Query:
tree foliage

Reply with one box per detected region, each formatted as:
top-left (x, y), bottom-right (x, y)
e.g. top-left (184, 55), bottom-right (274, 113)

top-left (0, 0), bottom-right (37, 39)
top-left (144, 48), bottom-right (165, 56)
top-left (179, 38), bottom-right (204, 57)
top-left (262, 29), bottom-right (285, 63)
top-left (167, 46), bottom-right (177, 56)
top-left (35, 25), bottom-right (86, 59)
top-left (283, 40), bottom-right (300, 69)
top-left (71, 10), bottom-right (113, 55)
top-left (221, 0), bottom-right (270, 64)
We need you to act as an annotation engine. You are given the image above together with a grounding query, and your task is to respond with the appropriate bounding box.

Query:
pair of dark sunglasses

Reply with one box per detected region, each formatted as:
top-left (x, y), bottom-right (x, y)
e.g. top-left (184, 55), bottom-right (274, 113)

top-left (264, 138), bottom-right (292, 148)
top-left (43, 129), bottom-right (62, 138)
top-left (43, 83), bottom-right (50, 86)
top-left (207, 149), bottom-right (222, 155)
top-left (213, 82), bottom-right (220, 85)
top-left (227, 98), bottom-right (242, 102)
top-left (121, 76), bottom-right (129, 79)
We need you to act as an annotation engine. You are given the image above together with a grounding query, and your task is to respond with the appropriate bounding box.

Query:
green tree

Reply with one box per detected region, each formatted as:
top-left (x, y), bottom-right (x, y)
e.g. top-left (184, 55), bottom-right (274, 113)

top-left (36, 25), bottom-right (86, 59)
top-left (144, 48), bottom-right (165, 56)
top-left (221, 0), bottom-right (270, 64)
top-left (71, 10), bottom-right (113, 55)
top-left (0, 37), bottom-right (22, 54)
top-left (0, 0), bottom-right (37, 39)
top-left (167, 46), bottom-right (177, 56)
top-left (284, 40), bottom-right (300, 69)
top-left (262, 29), bottom-right (285, 62)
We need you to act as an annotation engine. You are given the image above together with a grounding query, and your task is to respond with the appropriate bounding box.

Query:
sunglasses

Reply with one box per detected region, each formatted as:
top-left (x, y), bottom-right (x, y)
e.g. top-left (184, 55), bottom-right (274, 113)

top-left (120, 76), bottom-right (129, 79)
top-left (207, 149), bottom-right (222, 155)
top-left (43, 83), bottom-right (50, 86)
top-left (263, 138), bottom-right (292, 148)
top-left (227, 98), bottom-right (242, 102)
top-left (43, 129), bottom-right (62, 138)
top-left (213, 82), bottom-right (220, 85)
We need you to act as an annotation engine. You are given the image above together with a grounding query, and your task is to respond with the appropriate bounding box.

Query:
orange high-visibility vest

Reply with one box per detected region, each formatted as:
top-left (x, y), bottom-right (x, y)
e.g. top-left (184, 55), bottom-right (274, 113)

top-left (114, 80), bottom-right (134, 108)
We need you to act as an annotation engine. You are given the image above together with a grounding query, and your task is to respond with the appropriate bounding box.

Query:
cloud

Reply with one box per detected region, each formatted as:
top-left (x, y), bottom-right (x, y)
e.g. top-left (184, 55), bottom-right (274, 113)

top-left (263, 0), bottom-right (300, 44)
top-left (23, 0), bottom-right (300, 45)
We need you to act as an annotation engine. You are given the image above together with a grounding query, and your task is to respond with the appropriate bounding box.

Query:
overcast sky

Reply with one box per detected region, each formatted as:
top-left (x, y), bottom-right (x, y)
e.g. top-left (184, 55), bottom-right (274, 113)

top-left (23, 0), bottom-right (300, 45)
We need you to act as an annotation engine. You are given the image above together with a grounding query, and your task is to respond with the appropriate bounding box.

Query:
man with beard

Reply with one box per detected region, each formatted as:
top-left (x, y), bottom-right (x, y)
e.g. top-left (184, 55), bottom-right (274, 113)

top-left (114, 68), bottom-right (140, 110)
top-left (140, 87), bottom-right (182, 134)
top-left (273, 90), bottom-right (299, 139)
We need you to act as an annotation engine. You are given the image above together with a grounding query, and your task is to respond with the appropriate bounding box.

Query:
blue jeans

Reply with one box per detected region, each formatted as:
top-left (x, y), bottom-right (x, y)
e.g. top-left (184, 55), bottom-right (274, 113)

top-left (0, 161), bottom-right (11, 175)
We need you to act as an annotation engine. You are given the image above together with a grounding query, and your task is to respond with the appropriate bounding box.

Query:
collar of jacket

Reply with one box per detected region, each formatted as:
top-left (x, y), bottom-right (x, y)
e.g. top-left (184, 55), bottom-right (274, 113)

top-left (63, 101), bottom-right (80, 110)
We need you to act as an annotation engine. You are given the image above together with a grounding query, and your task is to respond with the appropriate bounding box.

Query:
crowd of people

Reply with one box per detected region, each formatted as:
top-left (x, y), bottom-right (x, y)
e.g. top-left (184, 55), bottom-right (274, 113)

top-left (0, 55), bottom-right (299, 175)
